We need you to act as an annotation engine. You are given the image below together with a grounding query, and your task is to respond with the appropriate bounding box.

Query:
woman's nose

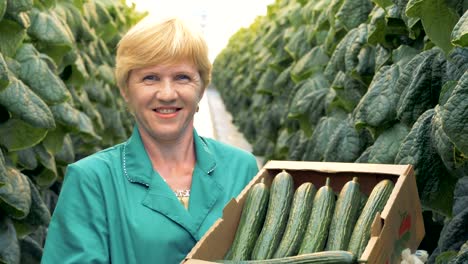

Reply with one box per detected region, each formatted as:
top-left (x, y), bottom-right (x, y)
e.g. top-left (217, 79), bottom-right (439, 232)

top-left (156, 80), bottom-right (177, 101)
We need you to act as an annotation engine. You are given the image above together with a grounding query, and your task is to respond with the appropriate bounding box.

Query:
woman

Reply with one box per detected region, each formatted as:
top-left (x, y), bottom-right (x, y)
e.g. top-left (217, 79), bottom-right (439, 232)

top-left (42, 17), bottom-right (259, 263)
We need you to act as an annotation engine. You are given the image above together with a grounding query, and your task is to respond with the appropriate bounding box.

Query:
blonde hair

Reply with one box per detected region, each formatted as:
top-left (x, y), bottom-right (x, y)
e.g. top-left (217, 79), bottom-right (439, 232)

top-left (115, 17), bottom-right (212, 91)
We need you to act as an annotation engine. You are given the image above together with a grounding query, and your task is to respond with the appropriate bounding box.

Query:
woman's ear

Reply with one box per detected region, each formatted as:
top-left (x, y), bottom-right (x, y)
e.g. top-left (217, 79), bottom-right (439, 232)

top-left (120, 87), bottom-right (129, 102)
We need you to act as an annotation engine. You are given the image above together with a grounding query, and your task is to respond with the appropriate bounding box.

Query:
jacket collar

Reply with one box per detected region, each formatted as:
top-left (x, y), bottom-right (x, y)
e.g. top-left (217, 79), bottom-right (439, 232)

top-left (122, 125), bottom-right (216, 186)
top-left (122, 126), bottom-right (221, 239)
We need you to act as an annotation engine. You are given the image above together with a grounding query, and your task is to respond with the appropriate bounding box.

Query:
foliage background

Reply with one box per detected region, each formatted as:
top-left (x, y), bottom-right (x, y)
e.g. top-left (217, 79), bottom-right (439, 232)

top-left (0, 0), bottom-right (145, 263)
top-left (212, 0), bottom-right (468, 263)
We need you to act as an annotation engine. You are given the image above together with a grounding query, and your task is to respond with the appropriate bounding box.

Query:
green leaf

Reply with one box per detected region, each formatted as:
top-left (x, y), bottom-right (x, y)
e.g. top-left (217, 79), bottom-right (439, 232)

top-left (372, 0), bottom-right (393, 10)
top-left (446, 47), bottom-right (468, 82)
top-left (0, 167), bottom-right (31, 219)
top-left (452, 10), bottom-right (468, 47)
top-left (284, 26), bottom-right (311, 61)
top-left (291, 46), bottom-right (329, 83)
top-left (353, 65), bottom-right (401, 129)
top-left (344, 24), bottom-right (370, 73)
top-left (440, 70), bottom-right (468, 155)
top-left (330, 71), bottom-right (367, 112)
top-left (0, 216), bottom-right (20, 264)
top-left (0, 118), bottom-right (48, 151)
top-left (50, 102), bottom-right (100, 140)
top-left (15, 44), bottom-right (70, 104)
top-left (6, 0), bottom-right (32, 15)
top-left (42, 125), bottom-right (67, 154)
top-left (396, 48), bottom-right (443, 126)
top-left (0, 76), bottom-right (55, 129)
top-left (324, 27), bottom-right (360, 80)
top-left (0, 0), bottom-right (6, 21)
top-left (68, 86), bottom-right (104, 132)
top-left (55, 134), bottom-right (75, 165)
top-left (323, 115), bottom-right (371, 162)
top-left (335, 0), bottom-right (373, 31)
top-left (19, 236), bottom-right (43, 264)
top-left (432, 106), bottom-right (467, 178)
top-left (27, 8), bottom-right (74, 46)
top-left (367, 123), bottom-right (410, 163)
top-left (405, 0), bottom-right (460, 54)
top-left (288, 74), bottom-right (330, 134)
top-left (13, 177), bottom-right (51, 237)
top-left (395, 109), bottom-right (456, 216)
top-left (16, 148), bottom-right (38, 170)
top-left (0, 19), bottom-right (26, 57)
top-left (97, 63), bottom-right (115, 85)
top-left (0, 150), bottom-right (7, 187)
top-left (31, 143), bottom-right (57, 188)
top-left (0, 53), bottom-right (10, 91)
top-left (255, 68), bottom-right (279, 95)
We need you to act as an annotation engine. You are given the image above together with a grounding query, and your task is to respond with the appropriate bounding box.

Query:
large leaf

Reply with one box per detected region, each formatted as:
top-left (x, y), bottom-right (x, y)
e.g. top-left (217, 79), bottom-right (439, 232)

top-left (323, 115), bottom-right (372, 162)
top-left (396, 48), bottom-right (444, 126)
top-left (432, 106), bottom-right (468, 178)
top-left (50, 102), bottom-right (100, 139)
top-left (451, 10), bottom-right (468, 47)
top-left (395, 109), bottom-right (457, 216)
top-left (256, 68), bottom-right (279, 95)
top-left (55, 134), bottom-right (75, 165)
top-left (0, 0), bottom-right (5, 21)
top-left (346, 24), bottom-right (369, 63)
top-left (13, 177), bottom-right (51, 237)
top-left (0, 150), bottom-right (6, 187)
top-left (428, 176), bottom-right (468, 263)
top-left (27, 8), bottom-right (74, 46)
top-left (27, 8), bottom-right (74, 65)
top-left (330, 71), bottom-right (367, 112)
top-left (0, 118), bottom-right (48, 151)
top-left (367, 123), bottom-right (410, 163)
top-left (288, 75), bottom-right (329, 135)
top-left (324, 27), bottom-right (360, 80)
top-left (15, 44), bottom-right (70, 104)
top-left (0, 76), bottom-right (55, 129)
top-left (284, 26), bottom-right (311, 61)
top-left (0, 216), bottom-right (20, 264)
top-left (302, 112), bottom-right (347, 161)
top-left (6, 0), bottom-right (32, 15)
top-left (445, 47), bottom-right (468, 83)
top-left (19, 236), bottom-right (43, 264)
top-left (406, 0), bottom-right (460, 54)
top-left (290, 46), bottom-right (330, 83)
top-left (440, 70), bottom-right (468, 155)
top-left (68, 86), bottom-right (104, 132)
top-left (31, 143), bottom-right (57, 188)
top-left (0, 167), bottom-right (31, 219)
top-left (0, 19), bottom-right (26, 57)
top-left (16, 148), bottom-right (38, 170)
top-left (0, 53), bottom-right (10, 91)
top-left (335, 0), bottom-right (373, 31)
top-left (54, 1), bottom-right (96, 42)
top-left (353, 65), bottom-right (401, 129)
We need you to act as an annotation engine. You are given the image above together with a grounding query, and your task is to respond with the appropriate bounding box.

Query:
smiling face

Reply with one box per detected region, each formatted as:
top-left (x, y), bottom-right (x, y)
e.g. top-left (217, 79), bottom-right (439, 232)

top-left (122, 59), bottom-right (203, 144)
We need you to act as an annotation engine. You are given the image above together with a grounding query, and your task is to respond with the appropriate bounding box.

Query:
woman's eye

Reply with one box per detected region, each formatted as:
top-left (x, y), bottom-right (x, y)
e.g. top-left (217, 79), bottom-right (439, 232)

top-left (175, 74), bottom-right (191, 81)
top-left (143, 75), bottom-right (158, 82)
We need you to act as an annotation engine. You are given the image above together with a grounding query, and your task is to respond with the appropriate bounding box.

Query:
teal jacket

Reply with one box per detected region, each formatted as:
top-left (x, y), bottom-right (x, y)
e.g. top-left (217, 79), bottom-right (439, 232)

top-left (42, 128), bottom-right (259, 264)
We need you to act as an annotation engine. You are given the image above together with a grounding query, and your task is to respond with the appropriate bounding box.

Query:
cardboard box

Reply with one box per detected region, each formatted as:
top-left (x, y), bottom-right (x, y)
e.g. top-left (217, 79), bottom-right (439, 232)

top-left (184, 161), bottom-right (425, 264)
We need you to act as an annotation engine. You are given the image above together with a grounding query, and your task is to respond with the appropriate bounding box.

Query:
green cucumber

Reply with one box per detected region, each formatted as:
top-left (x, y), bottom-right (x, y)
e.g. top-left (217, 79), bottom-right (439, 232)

top-left (298, 177), bottom-right (336, 254)
top-left (273, 182), bottom-right (316, 258)
top-left (221, 250), bottom-right (357, 263)
top-left (348, 179), bottom-right (394, 258)
top-left (251, 170), bottom-right (294, 260)
top-left (326, 177), bottom-right (361, 250)
top-left (229, 182), bottom-right (270, 260)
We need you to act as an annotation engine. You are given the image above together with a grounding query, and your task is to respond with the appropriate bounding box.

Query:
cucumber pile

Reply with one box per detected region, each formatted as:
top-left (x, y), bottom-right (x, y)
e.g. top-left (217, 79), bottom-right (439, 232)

top-left (225, 170), bottom-right (394, 263)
